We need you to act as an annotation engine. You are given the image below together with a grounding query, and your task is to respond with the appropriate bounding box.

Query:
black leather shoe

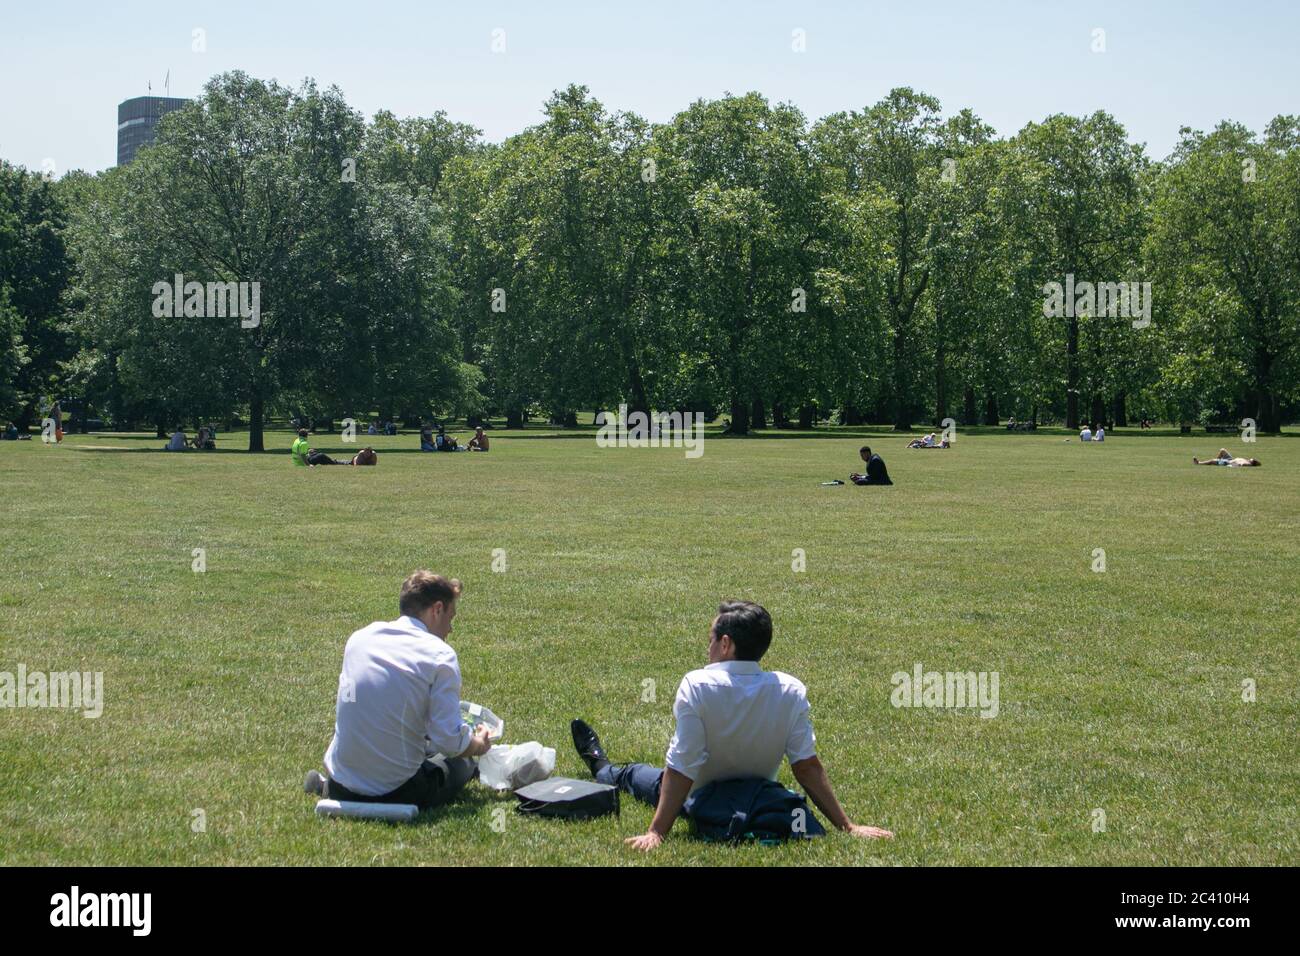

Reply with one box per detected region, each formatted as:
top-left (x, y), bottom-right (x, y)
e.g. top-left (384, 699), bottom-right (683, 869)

top-left (570, 719), bottom-right (610, 776)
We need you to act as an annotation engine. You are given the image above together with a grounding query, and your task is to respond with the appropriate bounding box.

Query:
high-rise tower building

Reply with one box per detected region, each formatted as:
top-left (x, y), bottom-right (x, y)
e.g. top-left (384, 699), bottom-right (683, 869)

top-left (116, 96), bottom-right (189, 165)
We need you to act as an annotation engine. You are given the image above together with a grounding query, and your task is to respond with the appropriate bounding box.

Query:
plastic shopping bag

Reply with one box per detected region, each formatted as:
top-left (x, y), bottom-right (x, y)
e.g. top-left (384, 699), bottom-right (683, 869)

top-left (478, 742), bottom-right (557, 791)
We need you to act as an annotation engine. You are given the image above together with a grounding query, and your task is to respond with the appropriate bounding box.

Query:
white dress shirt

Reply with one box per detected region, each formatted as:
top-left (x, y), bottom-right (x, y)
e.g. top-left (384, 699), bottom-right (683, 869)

top-left (323, 615), bottom-right (472, 796)
top-left (664, 660), bottom-right (817, 791)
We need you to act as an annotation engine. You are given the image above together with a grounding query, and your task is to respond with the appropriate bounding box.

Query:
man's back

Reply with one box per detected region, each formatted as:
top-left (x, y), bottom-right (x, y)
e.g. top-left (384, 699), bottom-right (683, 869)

top-left (324, 616), bottom-right (465, 796)
top-left (867, 453), bottom-right (892, 484)
top-left (666, 661), bottom-right (816, 791)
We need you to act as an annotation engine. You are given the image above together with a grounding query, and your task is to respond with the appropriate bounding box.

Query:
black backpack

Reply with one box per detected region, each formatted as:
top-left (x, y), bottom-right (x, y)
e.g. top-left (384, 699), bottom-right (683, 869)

top-left (513, 777), bottom-right (620, 820)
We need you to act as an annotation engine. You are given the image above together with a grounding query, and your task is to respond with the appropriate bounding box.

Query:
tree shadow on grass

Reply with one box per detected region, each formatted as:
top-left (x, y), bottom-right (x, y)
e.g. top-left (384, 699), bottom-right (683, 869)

top-left (71, 446), bottom-right (258, 454)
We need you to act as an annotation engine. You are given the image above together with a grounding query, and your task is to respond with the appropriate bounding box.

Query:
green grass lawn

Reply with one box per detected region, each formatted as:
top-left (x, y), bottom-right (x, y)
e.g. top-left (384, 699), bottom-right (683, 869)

top-left (1, 424), bottom-right (1297, 865)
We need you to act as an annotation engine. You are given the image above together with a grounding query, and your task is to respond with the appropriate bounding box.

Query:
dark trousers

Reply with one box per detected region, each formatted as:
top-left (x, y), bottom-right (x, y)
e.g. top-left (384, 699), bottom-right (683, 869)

top-left (596, 762), bottom-right (667, 810)
top-left (326, 755), bottom-right (476, 811)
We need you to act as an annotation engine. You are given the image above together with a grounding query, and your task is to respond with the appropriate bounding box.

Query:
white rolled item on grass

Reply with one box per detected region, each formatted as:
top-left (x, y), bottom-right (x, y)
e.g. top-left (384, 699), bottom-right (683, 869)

top-left (315, 799), bottom-right (419, 822)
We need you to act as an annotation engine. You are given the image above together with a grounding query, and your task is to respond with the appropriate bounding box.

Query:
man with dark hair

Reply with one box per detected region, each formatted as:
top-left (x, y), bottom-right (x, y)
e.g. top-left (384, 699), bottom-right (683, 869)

top-left (291, 428), bottom-right (311, 466)
top-left (850, 445), bottom-right (892, 485)
top-left (303, 571), bottom-right (492, 810)
top-left (571, 601), bottom-right (893, 851)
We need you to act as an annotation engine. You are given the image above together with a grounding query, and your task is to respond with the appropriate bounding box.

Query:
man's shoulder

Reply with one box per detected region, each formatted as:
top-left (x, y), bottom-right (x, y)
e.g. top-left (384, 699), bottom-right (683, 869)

top-left (767, 670), bottom-right (809, 697)
top-left (681, 666), bottom-right (808, 695)
top-left (346, 619), bottom-right (457, 662)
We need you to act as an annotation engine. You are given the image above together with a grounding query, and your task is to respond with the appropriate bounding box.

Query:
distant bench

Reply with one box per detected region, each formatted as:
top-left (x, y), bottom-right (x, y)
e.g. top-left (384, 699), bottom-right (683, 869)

top-left (1204, 423), bottom-right (1236, 434)
top-left (1005, 422), bottom-right (1038, 432)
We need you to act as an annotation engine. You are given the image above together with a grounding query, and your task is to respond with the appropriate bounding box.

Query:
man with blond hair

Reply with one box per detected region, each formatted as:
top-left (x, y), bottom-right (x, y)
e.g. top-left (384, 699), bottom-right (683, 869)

top-left (304, 571), bottom-right (492, 809)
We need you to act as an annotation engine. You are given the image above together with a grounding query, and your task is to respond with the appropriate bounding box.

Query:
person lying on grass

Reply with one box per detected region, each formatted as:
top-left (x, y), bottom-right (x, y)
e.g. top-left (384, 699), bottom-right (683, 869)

top-left (850, 445), bottom-right (893, 484)
top-left (906, 433), bottom-right (949, 449)
top-left (306, 447), bottom-right (377, 466)
top-left (304, 571), bottom-right (492, 810)
top-left (1193, 452), bottom-right (1261, 466)
top-left (571, 600), bottom-right (893, 851)
top-left (291, 428), bottom-right (376, 466)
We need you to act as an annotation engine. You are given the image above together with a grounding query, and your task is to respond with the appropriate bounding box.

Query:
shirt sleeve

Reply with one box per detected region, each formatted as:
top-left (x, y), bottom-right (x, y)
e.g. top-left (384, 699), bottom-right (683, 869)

top-left (785, 687), bottom-right (817, 764)
top-left (425, 659), bottom-right (472, 758)
top-left (664, 677), bottom-right (707, 781)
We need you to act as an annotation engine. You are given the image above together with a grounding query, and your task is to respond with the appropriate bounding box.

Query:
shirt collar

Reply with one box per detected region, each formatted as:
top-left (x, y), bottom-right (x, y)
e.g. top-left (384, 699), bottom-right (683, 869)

top-left (705, 660), bottom-right (762, 674)
top-left (398, 614), bottom-right (431, 636)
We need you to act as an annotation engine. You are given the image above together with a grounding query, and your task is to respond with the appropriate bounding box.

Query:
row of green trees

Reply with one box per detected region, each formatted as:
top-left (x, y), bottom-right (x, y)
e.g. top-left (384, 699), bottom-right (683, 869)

top-left (3, 72), bottom-right (1298, 449)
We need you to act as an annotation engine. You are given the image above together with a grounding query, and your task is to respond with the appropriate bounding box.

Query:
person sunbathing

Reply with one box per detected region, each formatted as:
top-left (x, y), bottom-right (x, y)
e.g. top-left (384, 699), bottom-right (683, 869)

top-left (466, 427), bottom-right (490, 452)
top-left (1193, 452), bottom-right (1260, 467)
top-left (1194, 448), bottom-right (1231, 464)
top-left (305, 446), bottom-right (378, 466)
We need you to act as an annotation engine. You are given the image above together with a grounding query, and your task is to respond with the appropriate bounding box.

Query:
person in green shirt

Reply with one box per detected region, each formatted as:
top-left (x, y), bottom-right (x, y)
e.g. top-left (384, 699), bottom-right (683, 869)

top-left (291, 428), bottom-right (311, 466)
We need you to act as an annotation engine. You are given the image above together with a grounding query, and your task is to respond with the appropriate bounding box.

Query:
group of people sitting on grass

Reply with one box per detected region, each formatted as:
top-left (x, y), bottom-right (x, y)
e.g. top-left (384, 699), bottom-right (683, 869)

top-left (163, 426), bottom-right (217, 451)
top-left (420, 423), bottom-right (489, 452)
top-left (906, 432), bottom-right (949, 449)
top-left (1079, 424), bottom-right (1106, 441)
top-left (303, 572), bottom-right (894, 850)
top-left (290, 429), bottom-right (377, 466)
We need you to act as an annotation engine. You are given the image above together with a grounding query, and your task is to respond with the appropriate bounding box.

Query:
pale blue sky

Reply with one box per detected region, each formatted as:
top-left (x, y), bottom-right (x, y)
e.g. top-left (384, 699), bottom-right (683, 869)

top-left (2, 0), bottom-right (1296, 175)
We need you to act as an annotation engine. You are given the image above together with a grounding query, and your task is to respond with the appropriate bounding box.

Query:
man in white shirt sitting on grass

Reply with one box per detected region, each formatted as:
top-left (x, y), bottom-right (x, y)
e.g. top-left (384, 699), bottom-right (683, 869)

top-left (571, 600), bottom-right (893, 851)
top-left (303, 571), bottom-right (493, 809)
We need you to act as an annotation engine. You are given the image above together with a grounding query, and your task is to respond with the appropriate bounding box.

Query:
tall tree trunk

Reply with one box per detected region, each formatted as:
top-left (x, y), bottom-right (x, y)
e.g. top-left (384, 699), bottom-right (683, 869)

top-left (772, 402), bottom-right (790, 429)
top-left (626, 359), bottom-right (649, 415)
top-left (1066, 315), bottom-right (1080, 429)
top-left (505, 404), bottom-right (525, 429)
top-left (750, 398), bottom-right (766, 429)
top-left (983, 393), bottom-right (999, 426)
top-left (1256, 387), bottom-right (1280, 433)
top-left (248, 388), bottom-right (265, 452)
top-left (728, 397), bottom-right (750, 435)
top-left (1089, 396), bottom-right (1105, 429)
top-left (797, 404), bottom-right (815, 429)
top-left (934, 315), bottom-right (948, 425)
top-left (962, 387), bottom-right (977, 426)
top-left (841, 405), bottom-right (863, 426)
top-left (1112, 392), bottom-right (1127, 427)
top-left (892, 326), bottom-right (912, 431)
